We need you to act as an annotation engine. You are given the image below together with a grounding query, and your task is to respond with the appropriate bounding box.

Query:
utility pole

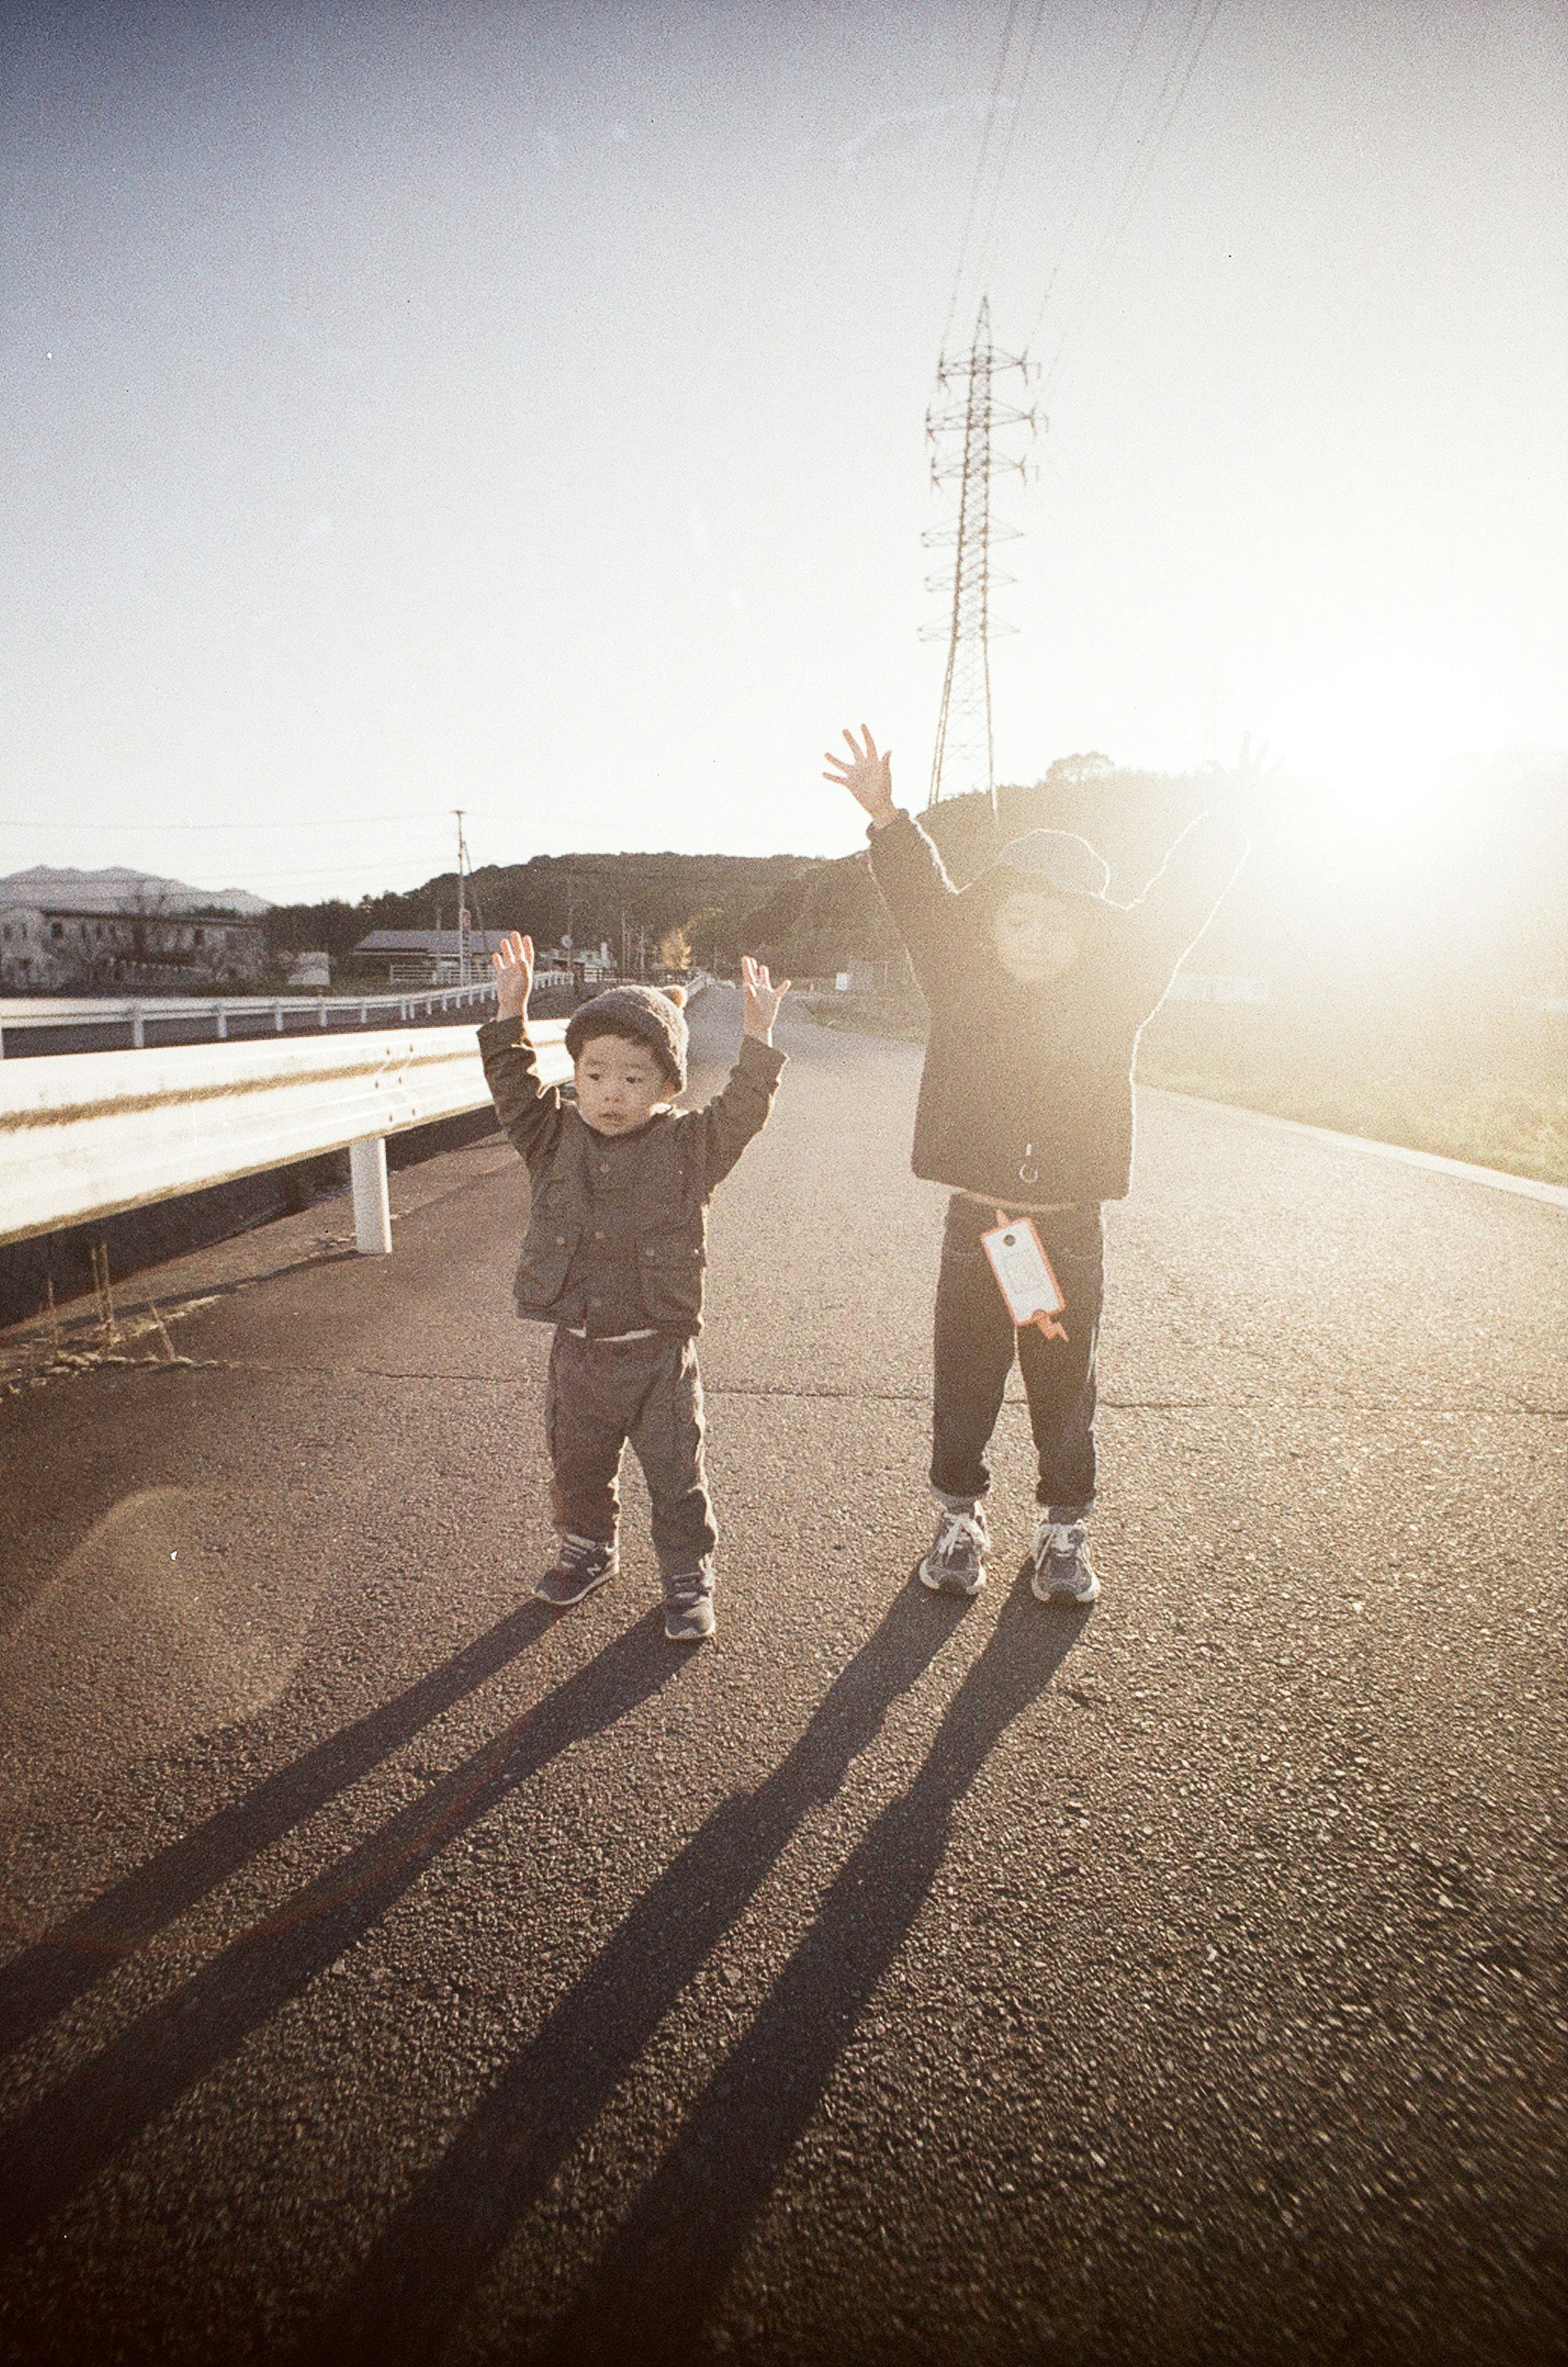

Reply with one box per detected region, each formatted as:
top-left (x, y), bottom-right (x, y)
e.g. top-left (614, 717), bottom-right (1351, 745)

top-left (922, 295), bottom-right (1038, 813)
top-left (454, 810), bottom-right (472, 986)
top-left (564, 871), bottom-right (583, 1003)
top-left (450, 810), bottom-right (489, 987)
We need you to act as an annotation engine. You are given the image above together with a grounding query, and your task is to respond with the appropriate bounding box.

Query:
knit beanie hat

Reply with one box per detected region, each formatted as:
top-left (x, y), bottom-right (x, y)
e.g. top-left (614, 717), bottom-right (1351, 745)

top-left (565, 984), bottom-right (688, 1090)
top-left (993, 828), bottom-right (1110, 901)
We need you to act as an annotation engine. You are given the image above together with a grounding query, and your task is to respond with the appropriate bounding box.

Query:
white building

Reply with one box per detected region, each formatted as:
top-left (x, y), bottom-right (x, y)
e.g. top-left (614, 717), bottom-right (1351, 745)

top-left (0, 868), bottom-right (269, 992)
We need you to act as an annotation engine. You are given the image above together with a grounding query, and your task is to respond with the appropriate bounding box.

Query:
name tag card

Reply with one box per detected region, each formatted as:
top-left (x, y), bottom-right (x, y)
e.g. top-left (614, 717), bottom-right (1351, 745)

top-left (981, 1214), bottom-right (1069, 1340)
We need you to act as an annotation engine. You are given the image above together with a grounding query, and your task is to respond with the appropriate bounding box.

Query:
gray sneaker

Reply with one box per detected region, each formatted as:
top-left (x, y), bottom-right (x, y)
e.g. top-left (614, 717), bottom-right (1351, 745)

top-left (535, 1533), bottom-right (618, 1607)
top-left (1029, 1515), bottom-right (1099, 1604)
top-left (918, 1504), bottom-right (989, 1598)
top-left (663, 1570), bottom-right (716, 1642)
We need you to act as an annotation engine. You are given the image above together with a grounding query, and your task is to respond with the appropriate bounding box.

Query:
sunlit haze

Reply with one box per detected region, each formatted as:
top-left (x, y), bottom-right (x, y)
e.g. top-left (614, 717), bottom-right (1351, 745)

top-left (2, 0), bottom-right (1564, 903)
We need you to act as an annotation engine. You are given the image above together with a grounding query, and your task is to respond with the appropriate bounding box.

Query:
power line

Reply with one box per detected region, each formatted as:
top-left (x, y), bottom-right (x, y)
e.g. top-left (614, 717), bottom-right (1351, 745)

top-left (1039, 0), bottom-right (1227, 399)
top-left (1023, 0), bottom-right (1157, 349)
top-left (964, 0), bottom-right (1053, 314)
top-left (0, 810), bottom-right (464, 834)
top-left (937, 0), bottom-right (1026, 359)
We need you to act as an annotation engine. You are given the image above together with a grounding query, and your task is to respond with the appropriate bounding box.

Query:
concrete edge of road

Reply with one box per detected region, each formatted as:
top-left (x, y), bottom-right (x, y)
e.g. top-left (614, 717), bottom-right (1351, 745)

top-left (1143, 1085), bottom-right (1568, 1211)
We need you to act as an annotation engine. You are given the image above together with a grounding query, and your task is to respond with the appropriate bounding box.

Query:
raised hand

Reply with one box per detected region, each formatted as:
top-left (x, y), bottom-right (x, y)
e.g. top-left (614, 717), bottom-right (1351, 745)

top-left (741, 954), bottom-right (791, 1044)
top-left (1209, 731), bottom-right (1283, 819)
top-left (822, 724), bottom-right (896, 828)
top-left (492, 930), bottom-right (534, 1021)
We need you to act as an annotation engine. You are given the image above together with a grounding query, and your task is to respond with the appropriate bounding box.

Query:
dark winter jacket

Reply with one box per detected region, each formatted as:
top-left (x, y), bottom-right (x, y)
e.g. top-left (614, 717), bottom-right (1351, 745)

top-left (867, 809), bottom-right (1248, 1205)
top-left (478, 1016), bottom-right (786, 1336)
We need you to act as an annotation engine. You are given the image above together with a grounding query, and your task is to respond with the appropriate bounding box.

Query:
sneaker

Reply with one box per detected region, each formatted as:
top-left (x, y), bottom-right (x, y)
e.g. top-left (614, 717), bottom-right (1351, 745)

top-left (918, 1504), bottom-right (989, 1598)
top-left (535, 1533), bottom-right (618, 1607)
top-left (1029, 1515), bottom-right (1099, 1604)
top-left (663, 1570), bottom-right (716, 1642)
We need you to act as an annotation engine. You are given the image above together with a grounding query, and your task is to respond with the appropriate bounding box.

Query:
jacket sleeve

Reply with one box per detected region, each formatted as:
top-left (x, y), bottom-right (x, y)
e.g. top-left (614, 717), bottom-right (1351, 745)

top-left (1121, 811), bottom-right (1250, 985)
top-left (478, 1015), bottom-right (566, 1174)
top-left (690, 1034), bottom-right (788, 1196)
top-left (865, 810), bottom-right (961, 997)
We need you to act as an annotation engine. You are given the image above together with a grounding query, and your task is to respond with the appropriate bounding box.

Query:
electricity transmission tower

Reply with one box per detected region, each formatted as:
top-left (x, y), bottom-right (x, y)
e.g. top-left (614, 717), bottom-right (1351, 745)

top-left (922, 296), bottom-right (1038, 811)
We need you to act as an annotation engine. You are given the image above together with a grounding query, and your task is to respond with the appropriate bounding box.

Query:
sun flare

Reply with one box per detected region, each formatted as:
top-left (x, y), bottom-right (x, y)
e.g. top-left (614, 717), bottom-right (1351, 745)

top-left (1255, 637), bottom-right (1523, 833)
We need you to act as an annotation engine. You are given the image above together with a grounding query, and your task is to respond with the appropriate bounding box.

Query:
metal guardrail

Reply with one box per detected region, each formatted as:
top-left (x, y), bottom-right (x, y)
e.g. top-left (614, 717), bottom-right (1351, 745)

top-left (0, 981), bottom-right (503, 1056)
top-left (0, 978), bottom-right (713, 1260)
top-left (0, 1021), bottom-right (572, 1258)
top-left (3, 970), bottom-right (714, 1259)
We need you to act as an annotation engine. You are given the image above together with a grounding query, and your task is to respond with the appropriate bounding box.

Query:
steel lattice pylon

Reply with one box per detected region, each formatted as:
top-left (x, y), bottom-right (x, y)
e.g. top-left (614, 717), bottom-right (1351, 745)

top-left (922, 297), bottom-right (1038, 811)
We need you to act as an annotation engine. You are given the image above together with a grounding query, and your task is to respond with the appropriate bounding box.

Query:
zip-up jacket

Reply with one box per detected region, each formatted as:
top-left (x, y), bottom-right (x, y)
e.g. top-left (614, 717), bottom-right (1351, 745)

top-left (867, 809), bottom-right (1248, 1205)
top-left (479, 1016), bottom-right (786, 1335)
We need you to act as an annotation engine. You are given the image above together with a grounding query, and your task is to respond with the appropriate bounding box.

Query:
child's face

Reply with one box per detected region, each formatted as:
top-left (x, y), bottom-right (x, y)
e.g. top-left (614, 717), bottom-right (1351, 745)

top-left (574, 1034), bottom-right (671, 1135)
top-left (991, 889), bottom-right (1084, 985)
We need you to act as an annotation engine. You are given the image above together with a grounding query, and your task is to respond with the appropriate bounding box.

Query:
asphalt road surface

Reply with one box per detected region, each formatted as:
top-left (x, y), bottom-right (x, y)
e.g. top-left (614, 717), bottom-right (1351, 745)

top-left (1, 989), bottom-right (1563, 2366)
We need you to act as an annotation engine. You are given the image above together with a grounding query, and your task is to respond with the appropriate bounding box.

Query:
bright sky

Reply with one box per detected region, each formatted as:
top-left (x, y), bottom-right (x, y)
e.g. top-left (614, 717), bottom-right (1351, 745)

top-left (2, 0), bottom-right (1564, 903)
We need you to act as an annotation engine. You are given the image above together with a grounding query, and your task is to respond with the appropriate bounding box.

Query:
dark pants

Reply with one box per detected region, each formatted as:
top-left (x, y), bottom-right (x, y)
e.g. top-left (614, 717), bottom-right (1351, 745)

top-left (931, 1195), bottom-right (1104, 1519)
top-left (546, 1328), bottom-right (717, 1578)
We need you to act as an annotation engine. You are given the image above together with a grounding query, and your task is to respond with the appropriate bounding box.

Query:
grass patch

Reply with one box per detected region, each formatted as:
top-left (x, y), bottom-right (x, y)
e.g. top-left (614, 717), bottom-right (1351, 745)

top-left (800, 1000), bottom-right (1568, 1189)
top-left (1134, 1053), bottom-right (1568, 1188)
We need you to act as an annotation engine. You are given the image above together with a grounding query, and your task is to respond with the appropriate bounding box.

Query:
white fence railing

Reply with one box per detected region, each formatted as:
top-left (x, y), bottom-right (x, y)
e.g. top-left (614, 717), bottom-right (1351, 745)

top-left (0, 982), bottom-right (499, 1055)
top-left (1, 976), bottom-right (716, 1261)
top-left (0, 1022), bottom-right (571, 1258)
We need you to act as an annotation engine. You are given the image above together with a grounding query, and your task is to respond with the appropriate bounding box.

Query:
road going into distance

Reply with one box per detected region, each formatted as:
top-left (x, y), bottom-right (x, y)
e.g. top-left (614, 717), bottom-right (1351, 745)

top-left (1, 989), bottom-right (1563, 2365)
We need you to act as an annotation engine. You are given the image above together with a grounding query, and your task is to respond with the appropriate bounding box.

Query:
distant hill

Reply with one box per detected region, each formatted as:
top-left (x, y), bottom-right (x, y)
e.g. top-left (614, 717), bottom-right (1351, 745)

top-left (268, 849), bottom-right (829, 970)
top-left (0, 865), bottom-right (272, 917)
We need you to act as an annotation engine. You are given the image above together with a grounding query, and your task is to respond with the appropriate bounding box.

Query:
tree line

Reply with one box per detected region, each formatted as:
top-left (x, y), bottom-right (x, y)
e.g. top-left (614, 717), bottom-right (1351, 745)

top-left (265, 750), bottom-right (1567, 1009)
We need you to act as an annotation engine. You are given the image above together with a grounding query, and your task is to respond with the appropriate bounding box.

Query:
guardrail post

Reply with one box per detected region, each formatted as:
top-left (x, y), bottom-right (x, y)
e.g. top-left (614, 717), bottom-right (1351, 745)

top-left (216, 1004), bottom-right (227, 1040)
top-left (319, 1000), bottom-right (328, 1028)
top-left (350, 1137), bottom-right (393, 1254)
top-left (131, 1005), bottom-right (145, 1049)
top-left (273, 1001), bottom-right (283, 1033)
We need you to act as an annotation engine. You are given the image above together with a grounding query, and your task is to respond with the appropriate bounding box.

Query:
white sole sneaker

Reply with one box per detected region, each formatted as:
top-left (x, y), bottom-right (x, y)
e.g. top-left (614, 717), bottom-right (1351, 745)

top-left (1028, 1518), bottom-right (1099, 1605)
top-left (1030, 1561), bottom-right (1100, 1605)
top-left (918, 1553), bottom-right (986, 1599)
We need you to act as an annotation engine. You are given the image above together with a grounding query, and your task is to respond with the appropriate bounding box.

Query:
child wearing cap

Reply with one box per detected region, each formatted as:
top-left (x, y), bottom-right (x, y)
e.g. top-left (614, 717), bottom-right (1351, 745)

top-left (479, 938), bottom-right (789, 1641)
top-left (824, 726), bottom-right (1253, 1607)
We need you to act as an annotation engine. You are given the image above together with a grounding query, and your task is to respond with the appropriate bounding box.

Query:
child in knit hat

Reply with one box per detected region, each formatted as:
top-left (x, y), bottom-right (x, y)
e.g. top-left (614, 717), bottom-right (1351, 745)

top-left (480, 939), bottom-right (789, 1640)
top-left (825, 725), bottom-right (1257, 1607)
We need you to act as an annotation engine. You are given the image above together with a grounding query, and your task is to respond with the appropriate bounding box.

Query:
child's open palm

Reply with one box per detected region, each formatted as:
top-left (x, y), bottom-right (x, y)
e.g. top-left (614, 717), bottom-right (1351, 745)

top-left (492, 931), bottom-right (534, 1020)
top-left (823, 726), bottom-right (896, 827)
top-left (741, 954), bottom-right (791, 1043)
top-left (1209, 733), bottom-right (1284, 821)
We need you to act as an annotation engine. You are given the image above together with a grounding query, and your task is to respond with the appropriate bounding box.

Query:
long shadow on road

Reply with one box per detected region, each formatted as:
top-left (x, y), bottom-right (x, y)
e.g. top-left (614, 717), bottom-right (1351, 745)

top-left (305, 1582), bottom-right (1083, 2365)
top-left (0, 1600), bottom-right (556, 2059)
top-left (537, 1581), bottom-right (1089, 2365)
top-left (0, 1611), bottom-right (677, 2252)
